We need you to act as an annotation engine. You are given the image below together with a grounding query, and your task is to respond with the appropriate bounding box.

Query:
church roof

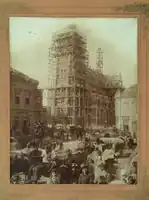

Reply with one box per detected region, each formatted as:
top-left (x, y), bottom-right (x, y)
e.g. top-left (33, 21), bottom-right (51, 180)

top-left (81, 67), bottom-right (123, 91)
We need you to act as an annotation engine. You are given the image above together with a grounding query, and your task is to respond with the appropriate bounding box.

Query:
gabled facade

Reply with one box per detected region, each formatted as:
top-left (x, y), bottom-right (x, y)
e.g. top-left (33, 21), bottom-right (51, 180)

top-left (115, 84), bottom-right (137, 136)
top-left (10, 68), bottom-right (46, 135)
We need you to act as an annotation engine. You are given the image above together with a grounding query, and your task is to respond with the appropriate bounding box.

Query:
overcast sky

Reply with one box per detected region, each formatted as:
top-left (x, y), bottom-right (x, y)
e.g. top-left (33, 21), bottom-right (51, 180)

top-left (9, 17), bottom-right (137, 88)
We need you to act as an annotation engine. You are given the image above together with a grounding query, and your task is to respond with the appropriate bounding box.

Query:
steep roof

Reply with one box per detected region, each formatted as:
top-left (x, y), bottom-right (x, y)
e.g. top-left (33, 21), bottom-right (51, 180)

top-left (10, 68), bottom-right (39, 85)
top-left (120, 84), bottom-right (137, 98)
top-left (105, 74), bottom-right (123, 88)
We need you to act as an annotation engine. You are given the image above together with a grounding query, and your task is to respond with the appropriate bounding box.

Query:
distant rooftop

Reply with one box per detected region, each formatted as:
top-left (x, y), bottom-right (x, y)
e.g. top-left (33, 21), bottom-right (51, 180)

top-left (119, 84), bottom-right (137, 98)
top-left (10, 68), bottom-right (39, 85)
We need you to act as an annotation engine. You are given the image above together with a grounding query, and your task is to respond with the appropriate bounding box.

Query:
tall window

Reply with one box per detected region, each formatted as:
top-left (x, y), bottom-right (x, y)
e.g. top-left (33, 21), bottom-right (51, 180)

top-left (76, 107), bottom-right (79, 116)
top-left (76, 88), bottom-right (79, 96)
top-left (132, 101), bottom-right (136, 117)
top-left (15, 95), bottom-right (20, 105)
top-left (68, 98), bottom-right (73, 106)
top-left (68, 107), bottom-right (73, 116)
top-left (60, 69), bottom-right (67, 78)
top-left (13, 118), bottom-right (19, 130)
top-left (68, 88), bottom-right (73, 96)
top-left (68, 118), bottom-right (72, 125)
top-left (25, 97), bottom-right (30, 105)
top-left (68, 77), bottom-right (72, 85)
top-left (23, 119), bottom-right (29, 134)
top-left (60, 69), bottom-right (63, 78)
top-left (75, 98), bottom-right (79, 106)
top-left (56, 108), bottom-right (60, 115)
top-left (80, 108), bottom-right (83, 116)
top-left (123, 102), bottom-right (129, 113)
top-left (85, 108), bottom-right (88, 114)
top-left (80, 98), bottom-right (83, 107)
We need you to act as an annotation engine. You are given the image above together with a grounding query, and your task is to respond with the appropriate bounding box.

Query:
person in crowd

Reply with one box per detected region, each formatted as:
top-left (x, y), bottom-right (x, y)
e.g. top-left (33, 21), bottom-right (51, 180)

top-left (27, 140), bottom-right (35, 149)
top-left (28, 143), bottom-right (43, 182)
top-left (95, 138), bottom-right (103, 152)
top-left (128, 161), bottom-right (137, 184)
top-left (76, 130), bottom-right (80, 140)
top-left (59, 160), bottom-right (72, 184)
top-left (78, 165), bottom-right (94, 184)
top-left (87, 146), bottom-right (96, 162)
top-left (133, 137), bottom-right (137, 149)
top-left (41, 144), bottom-right (52, 172)
top-left (84, 138), bottom-right (90, 151)
top-left (51, 142), bottom-right (56, 150)
top-left (71, 160), bottom-right (81, 184)
top-left (94, 149), bottom-right (103, 183)
top-left (47, 168), bottom-right (60, 184)
top-left (79, 130), bottom-right (83, 141)
top-left (51, 142), bottom-right (57, 160)
top-left (127, 134), bottom-right (134, 149)
top-left (87, 157), bottom-right (95, 178)
top-left (94, 162), bottom-right (108, 184)
top-left (102, 143), bottom-right (115, 181)
top-left (60, 129), bottom-right (63, 141)
top-left (59, 142), bottom-right (64, 151)
top-left (64, 132), bottom-right (67, 141)
top-left (11, 173), bottom-right (21, 184)
top-left (68, 131), bottom-right (71, 141)
top-left (55, 141), bottom-right (64, 152)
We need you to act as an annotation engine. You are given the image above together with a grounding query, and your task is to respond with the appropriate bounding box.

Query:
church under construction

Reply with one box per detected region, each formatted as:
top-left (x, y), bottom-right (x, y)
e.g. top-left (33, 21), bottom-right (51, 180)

top-left (47, 24), bottom-right (123, 129)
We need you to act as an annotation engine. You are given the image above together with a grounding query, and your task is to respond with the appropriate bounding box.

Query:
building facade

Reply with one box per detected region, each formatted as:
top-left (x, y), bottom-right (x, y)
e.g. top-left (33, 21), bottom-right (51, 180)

top-left (47, 25), bottom-right (123, 129)
top-left (115, 84), bottom-right (137, 136)
top-left (10, 68), bottom-right (46, 135)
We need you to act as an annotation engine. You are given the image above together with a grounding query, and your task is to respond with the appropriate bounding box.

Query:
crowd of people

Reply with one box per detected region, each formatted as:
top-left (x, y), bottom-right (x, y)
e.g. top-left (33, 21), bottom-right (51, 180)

top-left (10, 127), bottom-right (137, 184)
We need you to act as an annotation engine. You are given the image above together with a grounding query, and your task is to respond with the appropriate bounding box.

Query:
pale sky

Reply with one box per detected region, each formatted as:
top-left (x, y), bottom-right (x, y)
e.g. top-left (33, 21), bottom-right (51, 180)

top-left (9, 17), bottom-right (137, 88)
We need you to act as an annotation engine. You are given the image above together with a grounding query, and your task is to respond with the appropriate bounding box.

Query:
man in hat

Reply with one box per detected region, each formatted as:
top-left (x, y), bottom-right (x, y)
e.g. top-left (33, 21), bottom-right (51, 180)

top-left (87, 157), bottom-right (95, 178)
top-left (59, 160), bottom-right (72, 184)
top-left (71, 160), bottom-right (81, 184)
top-left (78, 165), bottom-right (94, 184)
top-left (102, 143), bottom-right (115, 180)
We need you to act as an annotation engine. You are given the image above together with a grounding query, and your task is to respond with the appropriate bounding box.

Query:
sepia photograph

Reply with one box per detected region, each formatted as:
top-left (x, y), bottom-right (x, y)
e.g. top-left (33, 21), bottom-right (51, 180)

top-left (9, 17), bottom-right (138, 184)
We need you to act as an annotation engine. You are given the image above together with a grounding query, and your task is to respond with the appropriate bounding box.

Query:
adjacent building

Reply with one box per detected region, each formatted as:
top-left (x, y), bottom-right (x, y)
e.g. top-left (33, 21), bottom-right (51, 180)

top-left (115, 84), bottom-right (137, 135)
top-left (10, 68), bottom-right (46, 135)
top-left (47, 24), bottom-right (123, 129)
